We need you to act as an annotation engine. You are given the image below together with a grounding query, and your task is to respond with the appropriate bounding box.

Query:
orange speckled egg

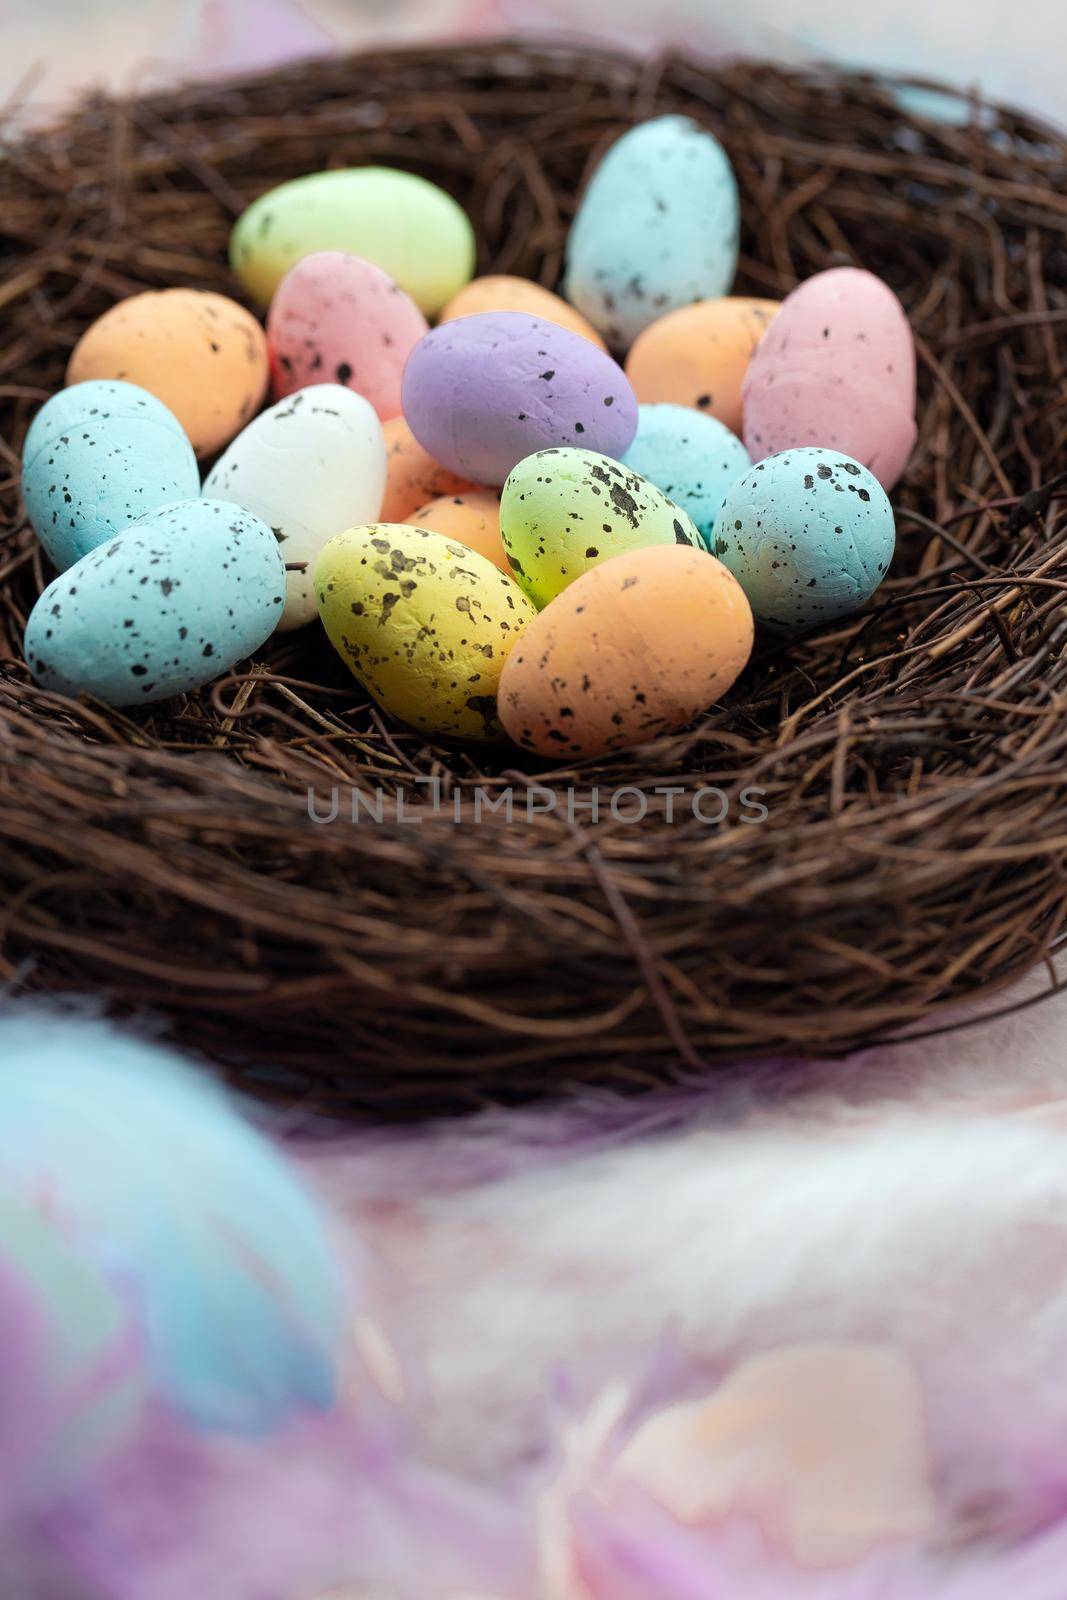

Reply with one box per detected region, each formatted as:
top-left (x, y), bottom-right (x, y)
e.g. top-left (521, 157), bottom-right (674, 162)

top-left (498, 544), bottom-right (753, 759)
top-left (407, 490), bottom-right (506, 571)
top-left (439, 275), bottom-right (607, 350)
top-left (66, 289), bottom-right (269, 457)
top-left (625, 297), bottom-right (779, 436)
top-left (379, 415), bottom-right (477, 522)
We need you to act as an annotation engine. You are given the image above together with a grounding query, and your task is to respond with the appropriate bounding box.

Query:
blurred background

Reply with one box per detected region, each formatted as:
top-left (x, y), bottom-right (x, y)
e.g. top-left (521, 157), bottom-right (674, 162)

top-left (1, 0), bottom-right (1064, 127)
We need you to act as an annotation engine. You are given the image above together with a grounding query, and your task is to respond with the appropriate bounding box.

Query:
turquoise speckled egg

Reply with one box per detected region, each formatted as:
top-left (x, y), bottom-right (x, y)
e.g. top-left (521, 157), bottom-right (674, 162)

top-left (714, 448), bottom-right (895, 630)
top-left (564, 115), bottom-right (739, 350)
top-left (621, 403), bottom-right (751, 552)
top-left (24, 499), bottom-right (285, 706)
top-left (21, 381), bottom-right (199, 572)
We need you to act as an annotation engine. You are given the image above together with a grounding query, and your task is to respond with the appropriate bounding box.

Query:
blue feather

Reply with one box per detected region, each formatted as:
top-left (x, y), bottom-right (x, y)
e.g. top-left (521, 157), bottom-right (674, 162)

top-left (0, 1008), bottom-right (346, 1435)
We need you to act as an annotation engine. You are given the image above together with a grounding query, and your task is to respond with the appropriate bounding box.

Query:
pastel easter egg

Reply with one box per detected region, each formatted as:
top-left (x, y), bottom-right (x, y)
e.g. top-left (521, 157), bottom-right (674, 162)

top-left (714, 448), bottom-right (896, 630)
top-left (402, 313), bottom-right (638, 488)
top-left (406, 490), bottom-right (506, 571)
top-left (20, 380), bottom-right (198, 572)
top-left (379, 416), bottom-right (477, 522)
top-left (620, 405), bottom-right (751, 552)
top-left (230, 168), bottom-right (476, 316)
top-left (625, 297), bottom-right (779, 434)
top-left (500, 446), bottom-right (698, 609)
top-left (66, 290), bottom-right (269, 457)
top-left (742, 268), bottom-right (917, 491)
top-left (24, 500), bottom-right (285, 706)
top-left (439, 276), bottom-right (607, 349)
top-left (563, 115), bottom-right (740, 349)
top-left (498, 544), bottom-right (753, 759)
top-left (203, 386), bottom-right (386, 630)
top-left (315, 524), bottom-right (536, 741)
top-left (267, 251), bottom-right (428, 418)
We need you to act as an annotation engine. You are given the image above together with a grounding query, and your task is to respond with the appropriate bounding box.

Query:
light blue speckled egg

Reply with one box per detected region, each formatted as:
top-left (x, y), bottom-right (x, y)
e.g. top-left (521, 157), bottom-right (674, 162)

top-left (563, 115), bottom-right (739, 350)
top-left (21, 380), bottom-right (199, 572)
top-left (24, 499), bottom-right (285, 706)
top-left (714, 448), bottom-right (896, 629)
top-left (621, 403), bottom-right (751, 552)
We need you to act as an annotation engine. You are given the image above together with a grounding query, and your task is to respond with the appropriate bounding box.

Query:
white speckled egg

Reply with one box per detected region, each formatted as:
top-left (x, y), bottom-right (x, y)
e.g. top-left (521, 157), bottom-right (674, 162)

top-left (620, 404), bottom-right (751, 552)
top-left (203, 386), bottom-right (386, 630)
top-left (714, 448), bottom-right (895, 629)
top-left (564, 115), bottom-right (740, 349)
top-left (24, 500), bottom-right (285, 706)
top-left (21, 380), bottom-right (199, 572)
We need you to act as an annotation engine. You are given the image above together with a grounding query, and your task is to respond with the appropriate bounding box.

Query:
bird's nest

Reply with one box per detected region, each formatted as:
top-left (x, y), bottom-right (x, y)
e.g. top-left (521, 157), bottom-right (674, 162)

top-left (2, 42), bottom-right (1066, 1114)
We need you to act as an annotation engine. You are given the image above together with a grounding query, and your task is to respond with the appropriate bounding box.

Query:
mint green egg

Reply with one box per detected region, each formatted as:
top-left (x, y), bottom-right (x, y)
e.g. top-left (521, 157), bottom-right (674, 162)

top-left (500, 447), bottom-right (699, 609)
top-left (230, 168), bottom-right (476, 315)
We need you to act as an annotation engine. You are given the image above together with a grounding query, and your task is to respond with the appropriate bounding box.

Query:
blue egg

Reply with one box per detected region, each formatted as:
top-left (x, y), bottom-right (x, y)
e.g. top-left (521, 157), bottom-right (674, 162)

top-left (621, 404), bottom-right (751, 552)
top-left (21, 380), bottom-right (199, 572)
top-left (564, 115), bottom-right (739, 349)
top-left (714, 449), bottom-right (896, 630)
top-left (24, 499), bottom-right (285, 706)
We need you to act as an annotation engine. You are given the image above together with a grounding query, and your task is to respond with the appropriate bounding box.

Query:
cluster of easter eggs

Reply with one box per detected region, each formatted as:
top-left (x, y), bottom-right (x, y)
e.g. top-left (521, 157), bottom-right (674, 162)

top-left (22, 115), bottom-right (915, 758)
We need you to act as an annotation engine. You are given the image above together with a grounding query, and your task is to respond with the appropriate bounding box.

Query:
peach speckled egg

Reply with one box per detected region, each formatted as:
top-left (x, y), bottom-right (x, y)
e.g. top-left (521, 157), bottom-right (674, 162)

top-left (742, 267), bottom-right (917, 491)
top-left (406, 490), bottom-right (506, 571)
top-left (497, 543), bottom-right (753, 759)
top-left (267, 251), bottom-right (429, 418)
top-left (379, 416), bottom-right (477, 522)
top-left (439, 276), bottom-right (607, 350)
top-left (66, 289), bottom-right (269, 458)
top-left (625, 297), bottom-right (779, 435)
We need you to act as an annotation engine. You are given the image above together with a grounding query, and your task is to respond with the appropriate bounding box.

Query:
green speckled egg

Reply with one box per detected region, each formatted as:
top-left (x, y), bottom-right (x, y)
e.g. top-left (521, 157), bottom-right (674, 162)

top-left (500, 447), bottom-right (699, 609)
top-left (315, 523), bottom-right (536, 741)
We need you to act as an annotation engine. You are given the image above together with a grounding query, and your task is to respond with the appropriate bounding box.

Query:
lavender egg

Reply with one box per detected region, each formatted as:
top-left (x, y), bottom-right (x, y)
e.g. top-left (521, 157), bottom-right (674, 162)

top-left (400, 311), bottom-right (638, 487)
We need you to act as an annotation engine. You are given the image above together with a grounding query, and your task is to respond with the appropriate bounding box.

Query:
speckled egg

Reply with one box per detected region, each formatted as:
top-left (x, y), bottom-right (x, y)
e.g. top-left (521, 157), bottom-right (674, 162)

top-left (500, 447), bottom-right (698, 609)
top-left (20, 380), bottom-right (199, 572)
top-left (625, 297), bottom-right (779, 434)
top-left (563, 115), bottom-right (740, 350)
top-left (315, 523), bottom-right (536, 740)
top-left (267, 251), bottom-right (428, 418)
top-left (714, 448), bottom-right (896, 629)
top-left (379, 416), bottom-right (477, 522)
top-left (66, 290), bottom-right (269, 458)
top-left (498, 544), bottom-right (753, 759)
top-left (24, 500), bottom-right (285, 706)
top-left (406, 490), bottom-right (506, 571)
top-left (439, 276), bottom-right (606, 349)
top-left (742, 268), bottom-right (917, 491)
top-left (620, 405), bottom-right (751, 552)
top-left (402, 313), bottom-right (638, 488)
top-left (203, 385), bottom-right (386, 630)
top-left (230, 168), bottom-right (476, 316)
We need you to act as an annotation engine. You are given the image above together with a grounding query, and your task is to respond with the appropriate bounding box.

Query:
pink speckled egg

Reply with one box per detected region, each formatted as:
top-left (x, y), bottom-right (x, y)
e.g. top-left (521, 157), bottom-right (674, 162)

top-left (742, 267), bottom-right (917, 491)
top-left (267, 251), bottom-right (429, 418)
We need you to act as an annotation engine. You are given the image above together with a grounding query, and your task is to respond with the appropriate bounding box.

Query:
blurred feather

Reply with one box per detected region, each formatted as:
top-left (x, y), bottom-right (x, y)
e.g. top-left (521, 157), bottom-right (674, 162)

top-left (0, 1007), bottom-right (345, 1434)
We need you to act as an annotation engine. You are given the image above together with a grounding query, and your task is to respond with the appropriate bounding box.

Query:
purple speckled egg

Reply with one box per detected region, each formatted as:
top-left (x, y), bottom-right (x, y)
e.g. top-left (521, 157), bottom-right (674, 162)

top-left (400, 311), bottom-right (638, 487)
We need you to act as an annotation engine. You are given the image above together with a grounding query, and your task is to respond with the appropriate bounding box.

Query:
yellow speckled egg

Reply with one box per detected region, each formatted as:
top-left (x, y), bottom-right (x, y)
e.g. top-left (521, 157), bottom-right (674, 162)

top-left (66, 289), bottom-right (269, 457)
top-left (316, 523), bottom-right (536, 740)
top-left (406, 490), bottom-right (506, 571)
top-left (439, 276), bottom-right (607, 350)
top-left (498, 543), bottom-right (753, 759)
top-left (625, 297), bottom-right (779, 436)
top-left (379, 416), bottom-right (477, 522)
